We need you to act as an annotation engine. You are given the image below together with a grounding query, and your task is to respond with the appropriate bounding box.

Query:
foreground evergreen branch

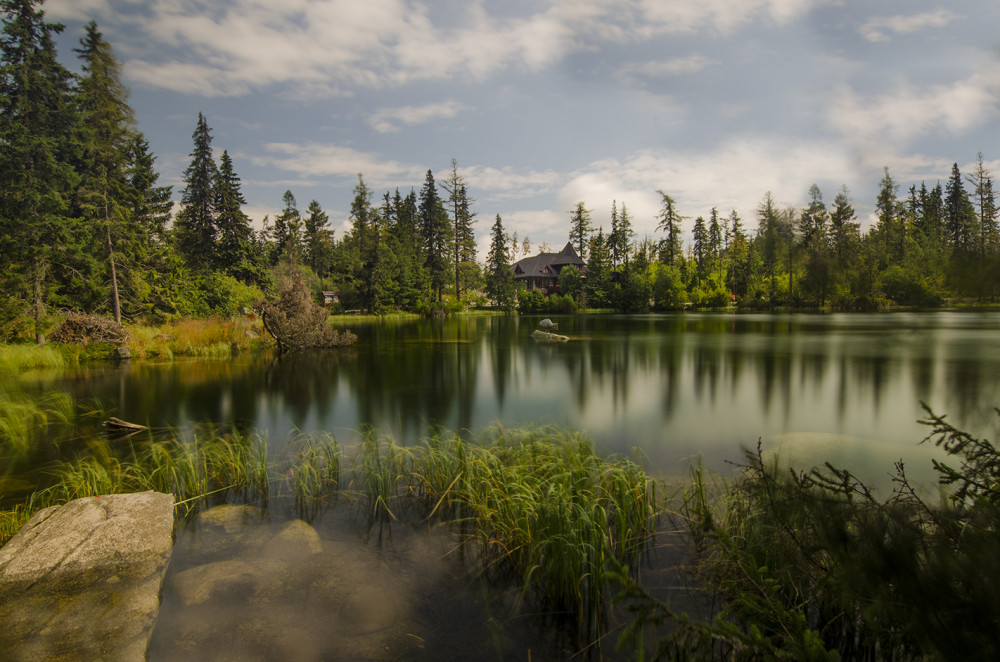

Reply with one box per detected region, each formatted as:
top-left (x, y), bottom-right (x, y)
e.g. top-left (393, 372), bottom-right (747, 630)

top-left (618, 409), bottom-right (1000, 660)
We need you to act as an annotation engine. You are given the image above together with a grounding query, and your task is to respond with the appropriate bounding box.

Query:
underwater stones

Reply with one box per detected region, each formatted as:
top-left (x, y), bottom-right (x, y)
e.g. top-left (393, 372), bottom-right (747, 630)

top-left (261, 519), bottom-right (323, 560)
top-left (171, 560), bottom-right (265, 606)
top-left (197, 503), bottom-right (265, 533)
top-left (0, 491), bottom-right (174, 662)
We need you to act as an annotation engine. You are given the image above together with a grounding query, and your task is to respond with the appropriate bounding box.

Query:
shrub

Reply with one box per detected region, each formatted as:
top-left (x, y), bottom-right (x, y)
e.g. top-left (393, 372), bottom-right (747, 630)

top-left (258, 273), bottom-right (356, 352)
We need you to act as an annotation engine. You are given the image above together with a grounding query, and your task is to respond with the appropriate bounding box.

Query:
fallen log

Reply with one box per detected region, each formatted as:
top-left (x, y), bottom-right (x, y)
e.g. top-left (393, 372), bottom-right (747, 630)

top-left (103, 417), bottom-right (148, 432)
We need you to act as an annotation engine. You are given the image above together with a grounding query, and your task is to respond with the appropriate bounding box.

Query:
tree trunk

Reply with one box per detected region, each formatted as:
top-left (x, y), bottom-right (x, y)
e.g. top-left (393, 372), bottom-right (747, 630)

top-left (106, 222), bottom-right (121, 325)
top-left (33, 255), bottom-right (47, 345)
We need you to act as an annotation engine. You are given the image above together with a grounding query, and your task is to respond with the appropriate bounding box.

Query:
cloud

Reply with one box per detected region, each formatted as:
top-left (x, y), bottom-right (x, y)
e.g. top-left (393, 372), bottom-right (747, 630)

top-left (557, 136), bottom-right (858, 240)
top-left (367, 100), bottom-right (472, 134)
top-left (618, 55), bottom-right (717, 84)
top-left (826, 66), bottom-right (1000, 155)
top-left (257, 142), bottom-right (425, 188)
top-left (54, 0), bottom-right (828, 97)
top-left (463, 165), bottom-right (564, 200)
top-left (859, 10), bottom-right (961, 43)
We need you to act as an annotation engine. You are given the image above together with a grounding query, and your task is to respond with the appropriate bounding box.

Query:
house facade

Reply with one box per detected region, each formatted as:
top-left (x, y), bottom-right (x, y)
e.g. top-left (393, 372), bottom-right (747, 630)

top-left (511, 242), bottom-right (585, 292)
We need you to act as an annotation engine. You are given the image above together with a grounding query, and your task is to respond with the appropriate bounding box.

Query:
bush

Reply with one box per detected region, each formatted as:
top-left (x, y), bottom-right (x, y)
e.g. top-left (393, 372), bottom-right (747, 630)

top-left (258, 273), bottom-right (357, 352)
top-left (615, 405), bottom-right (1000, 660)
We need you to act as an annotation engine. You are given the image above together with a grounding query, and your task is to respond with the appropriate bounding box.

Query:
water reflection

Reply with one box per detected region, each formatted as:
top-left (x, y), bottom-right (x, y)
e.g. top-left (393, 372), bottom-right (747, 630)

top-left (13, 312), bottom-right (1000, 477)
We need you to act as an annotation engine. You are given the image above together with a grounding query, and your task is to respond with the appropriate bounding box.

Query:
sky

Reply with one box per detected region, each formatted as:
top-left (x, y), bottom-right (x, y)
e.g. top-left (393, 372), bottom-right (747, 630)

top-left (43, 0), bottom-right (1000, 259)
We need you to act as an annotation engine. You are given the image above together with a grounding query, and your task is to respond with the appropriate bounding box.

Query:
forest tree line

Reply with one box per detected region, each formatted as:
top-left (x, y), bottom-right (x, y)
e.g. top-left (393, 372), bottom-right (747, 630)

top-left (3, 3), bottom-right (1000, 346)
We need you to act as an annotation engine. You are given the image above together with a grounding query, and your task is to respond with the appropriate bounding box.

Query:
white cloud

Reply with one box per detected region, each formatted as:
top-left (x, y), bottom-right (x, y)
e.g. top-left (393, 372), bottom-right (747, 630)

top-left (257, 142), bottom-right (425, 188)
top-left (57, 0), bottom-right (828, 97)
top-left (618, 55), bottom-right (717, 82)
top-left (463, 165), bottom-right (563, 200)
top-left (367, 100), bottom-right (472, 134)
top-left (826, 66), bottom-right (1000, 156)
top-left (859, 9), bottom-right (960, 43)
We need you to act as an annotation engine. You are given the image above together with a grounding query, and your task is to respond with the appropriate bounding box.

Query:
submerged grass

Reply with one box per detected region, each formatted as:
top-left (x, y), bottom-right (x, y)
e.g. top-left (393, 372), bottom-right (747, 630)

top-left (1, 423), bottom-right (658, 654)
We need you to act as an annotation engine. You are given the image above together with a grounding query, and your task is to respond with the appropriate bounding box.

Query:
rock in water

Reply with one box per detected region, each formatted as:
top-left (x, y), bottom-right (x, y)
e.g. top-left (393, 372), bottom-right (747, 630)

top-left (0, 491), bottom-right (175, 662)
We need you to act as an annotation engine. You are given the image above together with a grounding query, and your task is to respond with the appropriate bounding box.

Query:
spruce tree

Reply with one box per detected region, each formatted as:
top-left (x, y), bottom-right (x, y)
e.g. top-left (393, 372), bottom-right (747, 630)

top-left (272, 189), bottom-right (302, 265)
top-left (945, 163), bottom-right (976, 252)
top-left (73, 20), bottom-right (137, 323)
top-left (0, 0), bottom-right (79, 342)
top-left (655, 191), bottom-right (683, 266)
top-left (174, 113), bottom-right (217, 267)
top-left (968, 152), bottom-right (998, 255)
top-left (419, 169), bottom-right (450, 303)
top-left (213, 150), bottom-right (260, 284)
top-left (568, 201), bottom-right (592, 261)
top-left (303, 199), bottom-right (333, 276)
top-left (485, 214), bottom-right (514, 309)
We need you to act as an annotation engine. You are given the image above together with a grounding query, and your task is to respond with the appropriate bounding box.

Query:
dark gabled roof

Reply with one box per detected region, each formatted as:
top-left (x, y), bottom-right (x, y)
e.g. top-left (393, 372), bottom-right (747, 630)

top-left (511, 243), bottom-right (584, 279)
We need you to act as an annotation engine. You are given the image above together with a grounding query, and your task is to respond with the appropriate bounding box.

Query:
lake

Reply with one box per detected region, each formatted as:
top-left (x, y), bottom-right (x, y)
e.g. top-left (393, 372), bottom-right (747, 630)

top-left (5, 310), bottom-right (1000, 659)
top-left (11, 310), bottom-right (1000, 486)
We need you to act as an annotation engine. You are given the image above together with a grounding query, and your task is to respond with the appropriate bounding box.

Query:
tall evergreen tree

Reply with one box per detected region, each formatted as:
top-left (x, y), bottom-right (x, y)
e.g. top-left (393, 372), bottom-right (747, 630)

top-left (968, 152), bottom-right (998, 255)
top-left (303, 199), bottom-right (333, 276)
top-left (125, 134), bottom-right (172, 243)
top-left (419, 169), bottom-right (450, 303)
top-left (442, 159), bottom-right (477, 297)
top-left (874, 167), bottom-right (905, 264)
top-left (829, 185), bottom-right (859, 274)
top-left (213, 150), bottom-right (259, 283)
top-left (945, 162), bottom-right (976, 252)
top-left (0, 0), bottom-right (79, 342)
top-left (586, 228), bottom-right (612, 307)
top-left (272, 189), bottom-right (303, 265)
top-left (707, 207), bottom-right (723, 281)
top-left (73, 20), bottom-right (137, 323)
top-left (485, 214), bottom-right (514, 309)
top-left (655, 191), bottom-right (683, 266)
top-left (568, 201), bottom-right (592, 262)
top-left (174, 112), bottom-right (217, 267)
top-left (691, 215), bottom-right (707, 284)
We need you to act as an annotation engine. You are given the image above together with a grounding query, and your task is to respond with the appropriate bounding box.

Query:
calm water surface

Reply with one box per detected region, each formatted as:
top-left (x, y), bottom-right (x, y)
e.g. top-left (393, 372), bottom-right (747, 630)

top-left (13, 310), bottom-right (1000, 481)
top-left (8, 311), bottom-right (1000, 660)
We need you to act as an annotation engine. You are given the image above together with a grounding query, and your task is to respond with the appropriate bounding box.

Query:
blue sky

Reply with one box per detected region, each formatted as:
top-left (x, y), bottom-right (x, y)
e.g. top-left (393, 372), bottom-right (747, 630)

top-left (46, 0), bottom-right (1000, 258)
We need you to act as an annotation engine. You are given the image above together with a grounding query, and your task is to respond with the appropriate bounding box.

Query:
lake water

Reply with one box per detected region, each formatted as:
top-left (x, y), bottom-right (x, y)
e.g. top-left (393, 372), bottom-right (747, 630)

top-left (7, 310), bottom-right (1000, 659)
top-left (10, 311), bottom-right (1000, 485)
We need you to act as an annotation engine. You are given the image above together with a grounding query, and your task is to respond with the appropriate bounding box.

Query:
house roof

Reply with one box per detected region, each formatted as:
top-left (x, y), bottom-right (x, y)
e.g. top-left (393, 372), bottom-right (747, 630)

top-left (511, 242), bottom-right (584, 278)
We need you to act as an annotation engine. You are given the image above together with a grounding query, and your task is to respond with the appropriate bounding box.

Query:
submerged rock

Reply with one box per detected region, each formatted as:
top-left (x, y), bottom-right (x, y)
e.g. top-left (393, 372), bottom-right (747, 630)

top-left (171, 560), bottom-right (266, 606)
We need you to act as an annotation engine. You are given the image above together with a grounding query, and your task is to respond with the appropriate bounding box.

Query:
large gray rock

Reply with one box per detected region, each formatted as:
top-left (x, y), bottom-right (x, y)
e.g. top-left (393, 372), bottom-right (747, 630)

top-left (0, 491), bottom-right (174, 662)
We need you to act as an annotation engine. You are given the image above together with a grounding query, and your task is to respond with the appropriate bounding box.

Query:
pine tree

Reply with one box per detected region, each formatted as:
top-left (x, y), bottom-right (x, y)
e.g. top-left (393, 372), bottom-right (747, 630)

top-left (655, 191), bottom-right (684, 266)
top-left (213, 150), bottom-right (260, 284)
top-left (419, 169), bottom-right (450, 303)
top-left (968, 152), bottom-right (998, 255)
top-left (945, 163), bottom-right (976, 252)
top-left (125, 134), bottom-right (172, 243)
top-left (569, 201), bottom-right (592, 261)
top-left (829, 185), bottom-right (859, 273)
top-left (272, 189), bottom-right (303, 265)
top-left (73, 20), bottom-right (139, 323)
top-left (707, 207), bottom-right (722, 281)
top-left (442, 159), bottom-right (477, 297)
top-left (174, 113), bottom-right (217, 267)
top-left (303, 199), bottom-right (333, 276)
top-left (874, 167), bottom-right (905, 264)
top-left (485, 214), bottom-right (514, 309)
top-left (0, 0), bottom-right (80, 342)
top-left (691, 215), bottom-right (707, 284)
top-left (586, 228), bottom-right (612, 307)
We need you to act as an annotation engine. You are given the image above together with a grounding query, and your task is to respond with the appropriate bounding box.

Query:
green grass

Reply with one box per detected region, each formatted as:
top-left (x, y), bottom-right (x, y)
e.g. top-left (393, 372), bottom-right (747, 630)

top-left (0, 423), bottom-right (658, 654)
top-left (0, 343), bottom-right (66, 373)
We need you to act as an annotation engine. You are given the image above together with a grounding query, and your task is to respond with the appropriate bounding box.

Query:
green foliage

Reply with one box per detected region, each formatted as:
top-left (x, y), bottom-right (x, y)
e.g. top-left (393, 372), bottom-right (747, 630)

top-left (618, 406), bottom-right (1000, 660)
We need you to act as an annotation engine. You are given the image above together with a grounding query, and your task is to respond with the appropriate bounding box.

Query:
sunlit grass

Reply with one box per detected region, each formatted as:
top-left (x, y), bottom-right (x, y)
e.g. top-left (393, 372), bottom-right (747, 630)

top-left (0, 343), bottom-right (66, 373)
top-left (125, 316), bottom-right (265, 359)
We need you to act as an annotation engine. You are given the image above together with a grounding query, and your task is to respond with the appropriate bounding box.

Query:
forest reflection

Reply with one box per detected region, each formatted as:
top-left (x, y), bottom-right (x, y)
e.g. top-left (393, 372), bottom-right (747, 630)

top-left (21, 311), bottom-right (1000, 474)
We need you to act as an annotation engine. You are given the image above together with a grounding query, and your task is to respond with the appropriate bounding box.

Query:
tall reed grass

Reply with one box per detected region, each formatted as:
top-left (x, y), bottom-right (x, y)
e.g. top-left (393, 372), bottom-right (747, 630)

top-left (1, 423), bottom-right (658, 651)
top-left (126, 316), bottom-right (265, 360)
top-left (0, 343), bottom-right (66, 372)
